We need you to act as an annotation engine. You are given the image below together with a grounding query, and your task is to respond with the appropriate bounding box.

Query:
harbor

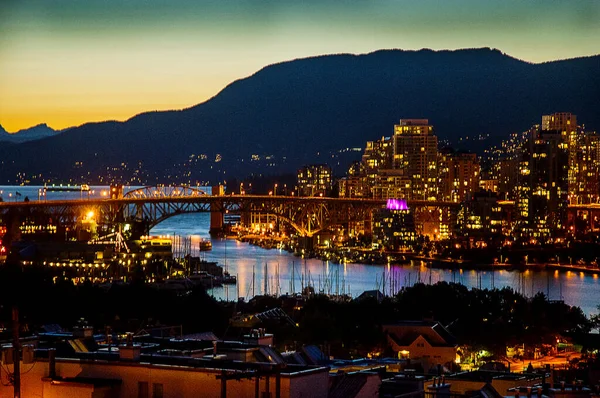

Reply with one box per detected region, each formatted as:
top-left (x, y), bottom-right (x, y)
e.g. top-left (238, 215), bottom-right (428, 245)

top-left (2, 185), bottom-right (600, 316)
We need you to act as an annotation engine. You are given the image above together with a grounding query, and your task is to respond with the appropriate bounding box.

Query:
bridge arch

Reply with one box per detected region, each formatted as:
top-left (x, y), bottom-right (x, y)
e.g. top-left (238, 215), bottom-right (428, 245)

top-left (124, 186), bottom-right (208, 199)
top-left (124, 205), bottom-right (312, 236)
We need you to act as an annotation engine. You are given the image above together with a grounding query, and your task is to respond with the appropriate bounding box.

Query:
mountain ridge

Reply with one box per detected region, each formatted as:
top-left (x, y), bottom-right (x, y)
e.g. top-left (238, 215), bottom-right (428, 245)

top-left (0, 123), bottom-right (63, 144)
top-left (0, 47), bottom-right (598, 184)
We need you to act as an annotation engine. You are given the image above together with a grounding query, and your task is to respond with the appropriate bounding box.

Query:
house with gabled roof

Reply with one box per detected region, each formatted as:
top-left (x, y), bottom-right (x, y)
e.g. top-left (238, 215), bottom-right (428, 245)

top-left (382, 320), bottom-right (457, 370)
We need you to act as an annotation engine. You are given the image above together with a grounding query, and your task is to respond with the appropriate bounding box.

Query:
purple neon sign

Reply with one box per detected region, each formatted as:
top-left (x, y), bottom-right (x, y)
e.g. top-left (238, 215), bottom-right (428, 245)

top-left (386, 198), bottom-right (408, 210)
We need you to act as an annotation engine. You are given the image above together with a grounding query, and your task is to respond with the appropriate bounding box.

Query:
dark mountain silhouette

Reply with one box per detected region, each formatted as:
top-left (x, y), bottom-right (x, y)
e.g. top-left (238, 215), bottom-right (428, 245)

top-left (0, 48), bottom-right (598, 184)
top-left (0, 123), bottom-right (62, 144)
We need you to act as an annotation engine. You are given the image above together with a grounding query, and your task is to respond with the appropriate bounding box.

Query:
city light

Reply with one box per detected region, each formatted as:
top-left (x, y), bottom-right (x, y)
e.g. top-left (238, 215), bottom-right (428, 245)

top-left (386, 198), bottom-right (408, 210)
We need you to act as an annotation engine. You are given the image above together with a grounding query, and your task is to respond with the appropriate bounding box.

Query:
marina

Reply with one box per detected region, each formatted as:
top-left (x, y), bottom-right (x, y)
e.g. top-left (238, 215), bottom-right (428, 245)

top-left (2, 186), bottom-right (600, 316)
top-left (152, 212), bottom-right (600, 317)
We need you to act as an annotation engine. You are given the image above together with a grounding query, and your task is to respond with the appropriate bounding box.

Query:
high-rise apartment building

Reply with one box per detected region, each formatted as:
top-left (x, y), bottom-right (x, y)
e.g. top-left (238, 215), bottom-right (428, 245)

top-left (392, 119), bottom-right (438, 200)
top-left (573, 132), bottom-right (600, 204)
top-left (438, 148), bottom-right (480, 203)
top-left (437, 148), bottom-right (480, 240)
top-left (542, 112), bottom-right (579, 204)
top-left (516, 125), bottom-right (569, 239)
top-left (363, 136), bottom-right (394, 197)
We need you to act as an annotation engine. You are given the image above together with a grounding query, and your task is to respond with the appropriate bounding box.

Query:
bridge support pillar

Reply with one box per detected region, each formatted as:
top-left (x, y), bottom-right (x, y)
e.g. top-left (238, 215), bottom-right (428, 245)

top-left (298, 236), bottom-right (315, 250)
top-left (209, 202), bottom-right (224, 236)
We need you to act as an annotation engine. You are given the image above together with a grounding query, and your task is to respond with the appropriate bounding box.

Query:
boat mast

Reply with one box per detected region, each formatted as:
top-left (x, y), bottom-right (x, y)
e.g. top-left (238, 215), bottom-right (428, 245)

top-left (264, 263), bottom-right (268, 296)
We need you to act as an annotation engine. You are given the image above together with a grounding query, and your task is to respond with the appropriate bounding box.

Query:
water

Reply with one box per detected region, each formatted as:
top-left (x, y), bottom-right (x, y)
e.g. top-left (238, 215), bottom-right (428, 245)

top-left (3, 186), bottom-right (600, 316)
top-left (151, 212), bottom-right (600, 317)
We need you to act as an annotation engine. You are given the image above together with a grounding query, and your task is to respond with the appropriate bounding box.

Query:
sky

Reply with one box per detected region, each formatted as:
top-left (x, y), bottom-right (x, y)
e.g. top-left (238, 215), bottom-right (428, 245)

top-left (0, 0), bottom-right (599, 132)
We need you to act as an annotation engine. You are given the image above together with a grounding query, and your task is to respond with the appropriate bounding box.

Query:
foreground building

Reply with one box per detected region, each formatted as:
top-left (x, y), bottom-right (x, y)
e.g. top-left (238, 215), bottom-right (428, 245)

top-left (0, 322), bottom-right (329, 398)
top-left (382, 320), bottom-right (457, 371)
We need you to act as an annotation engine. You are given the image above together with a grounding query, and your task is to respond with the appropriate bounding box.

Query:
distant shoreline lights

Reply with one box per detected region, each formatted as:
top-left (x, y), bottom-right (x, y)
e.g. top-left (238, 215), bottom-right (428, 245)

top-left (386, 198), bottom-right (408, 210)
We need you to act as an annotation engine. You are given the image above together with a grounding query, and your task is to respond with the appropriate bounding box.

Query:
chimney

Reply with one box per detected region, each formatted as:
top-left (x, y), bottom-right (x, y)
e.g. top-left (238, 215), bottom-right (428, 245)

top-left (119, 338), bottom-right (141, 361)
top-left (48, 348), bottom-right (56, 378)
top-left (213, 341), bottom-right (218, 356)
top-left (560, 381), bottom-right (565, 391)
top-left (527, 386), bottom-right (532, 398)
top-left (537, 387), bottom-right (542, 397)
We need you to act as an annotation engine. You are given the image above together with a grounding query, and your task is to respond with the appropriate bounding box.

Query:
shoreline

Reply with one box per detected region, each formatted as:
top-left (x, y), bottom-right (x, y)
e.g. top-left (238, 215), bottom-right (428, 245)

top-left (235, 235), bottom-right (600, 277)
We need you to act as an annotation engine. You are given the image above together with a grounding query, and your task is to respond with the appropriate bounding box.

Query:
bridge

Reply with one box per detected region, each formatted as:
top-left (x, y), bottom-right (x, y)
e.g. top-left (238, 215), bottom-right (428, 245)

top-left (0, 186), bottom-right (462, 238)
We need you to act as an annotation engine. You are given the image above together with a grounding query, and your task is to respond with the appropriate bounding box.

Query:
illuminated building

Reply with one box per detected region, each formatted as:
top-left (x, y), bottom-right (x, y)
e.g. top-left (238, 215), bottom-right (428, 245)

top-left (392, 119), bottom-right (438, 201)
top-left (542, 112), bottom-right (576, 133)
top-left (372, 199), bottom-right (416, 250)
top-left (459, 190), bottom-right (503, 242)
top-left (372, 170), bottom-right (411, 200)
top-left (516, 125), bottom-right (569, 239)
top-left (437, 148), bottom-right (480, 239)
top-left (363, 137), bottom-right (393, 173)
top-left (479, 179), bottom-right (498, 193)
top-left (338, 176), bottom-right (367, 198)
top-left (0, 334), bottom-right (329, 398)
top-left (338, 161), bottom-right (368, 198)
top-left (542, 112), bottom-right (585, 205)
top-left (571, 131), bottom-right (600, 204)
top-left (438, 148), bottom-right (480, 203)
top-left (362, 137), bottom-right (393, 193)
top-left (297, 164), bottom-right (332, 197)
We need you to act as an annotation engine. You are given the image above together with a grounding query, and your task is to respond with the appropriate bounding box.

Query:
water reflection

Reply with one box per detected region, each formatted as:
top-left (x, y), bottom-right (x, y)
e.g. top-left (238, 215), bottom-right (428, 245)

top-left (150, 213), bottom-right (600, 316)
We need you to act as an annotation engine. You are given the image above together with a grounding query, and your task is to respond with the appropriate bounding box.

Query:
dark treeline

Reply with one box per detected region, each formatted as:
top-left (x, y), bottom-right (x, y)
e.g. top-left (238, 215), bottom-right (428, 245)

top-left (0, 263), bottom-right (230, 336)
top-left (289, 283), bottom-right (592, 358)
top-left (0, 263), bottom-right (593, 359)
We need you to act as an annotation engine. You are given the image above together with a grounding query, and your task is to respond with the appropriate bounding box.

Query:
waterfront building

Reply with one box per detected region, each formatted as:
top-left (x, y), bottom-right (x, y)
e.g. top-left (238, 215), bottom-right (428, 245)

top-left (297, 164), bottom-right (332, 197)
top-left (571, 131), bottom-right (600, 204)
top-left (372, 200), bottom-right (416, 251)
top-left (459, 190), bottom-right (503, 243)
top-left (516, 125), bottom-right (569, 240)
top-left (438, 148), bottom-right (480, 240)
top-left (392, 119), bottom-right (438, 201)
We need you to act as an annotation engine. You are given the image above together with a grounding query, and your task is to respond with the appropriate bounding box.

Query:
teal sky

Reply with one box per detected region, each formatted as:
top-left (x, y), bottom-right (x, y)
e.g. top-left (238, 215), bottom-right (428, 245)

top-left (1, 0), bottom-right (599, 131)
